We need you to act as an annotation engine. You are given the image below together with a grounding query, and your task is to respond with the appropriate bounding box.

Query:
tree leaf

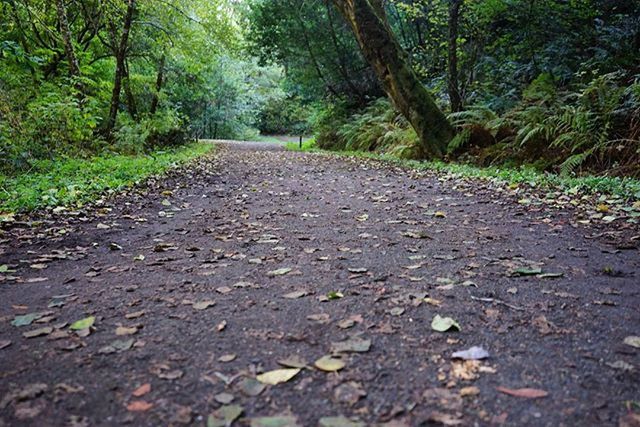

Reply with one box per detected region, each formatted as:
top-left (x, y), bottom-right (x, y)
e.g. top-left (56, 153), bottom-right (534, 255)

top-left (318, 416), bottom-right (365, 427)
top-left (23, 327), bottom-right (53, 338)
top-left (513, 267), bottom-right (542, 276)
top-left (451, 346), bottom-right (489, 360)
top-left (116, 326), bottom-right (138, 336)
top-left (250, 416), bottom-right (299, 427)
top-left (132, 383), bottom-right (151, 397)
top-left (267, 268), bottom-right (292, 277)
top-left (193, 300), bottom-right (216, 310)
top-left (11, 313), bottom-right (45, 327)
top-left (208, 405), bottom-right (244, 427)
top-left (283, 290), bottom-right (307, 299)
top-left (431, 315), bottom-right (461, 332)
top-left (314, 355), bottom-right (346, 372)
top-left (624, 336), bottom-right (640, 348)
top-left (496, 387), bottom-right (549, 398)
top-left (70, 316), bottom-right (95, 330)
top-left (127, 400), bottom-right (153, 412)
top-left (256, 368), bottom-right (301, 385)
top-left (331, 337), bottom-right (371, 353)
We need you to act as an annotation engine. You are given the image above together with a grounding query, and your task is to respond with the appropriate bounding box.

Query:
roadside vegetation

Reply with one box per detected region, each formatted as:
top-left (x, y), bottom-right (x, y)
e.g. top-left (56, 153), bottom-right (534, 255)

top-left (0, 142), bottom-right (212, 214)
top-left (251, 0), bottom-right (640, 194)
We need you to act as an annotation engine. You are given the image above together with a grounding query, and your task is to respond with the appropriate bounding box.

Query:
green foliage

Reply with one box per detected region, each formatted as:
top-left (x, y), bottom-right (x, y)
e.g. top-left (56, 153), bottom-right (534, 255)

top-left (447, 73), bottom-right (640, 176)
top-left (0, 142), bottom-right (213, 213)
top-left (313, 98), bottom-right (422, 159)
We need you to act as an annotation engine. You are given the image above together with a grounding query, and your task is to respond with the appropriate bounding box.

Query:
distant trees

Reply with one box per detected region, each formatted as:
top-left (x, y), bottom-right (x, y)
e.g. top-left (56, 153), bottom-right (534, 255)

top-left (1, 0), bottom-right (288, 173)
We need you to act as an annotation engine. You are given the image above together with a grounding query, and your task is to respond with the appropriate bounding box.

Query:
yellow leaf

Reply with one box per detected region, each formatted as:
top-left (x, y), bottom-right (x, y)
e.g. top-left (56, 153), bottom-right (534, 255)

top-left (256, 368), bottom-right (301, 385)
top-left (314, 355), bottom-right (345, 372)
top-left (116, 326), bottom-right (138, 336)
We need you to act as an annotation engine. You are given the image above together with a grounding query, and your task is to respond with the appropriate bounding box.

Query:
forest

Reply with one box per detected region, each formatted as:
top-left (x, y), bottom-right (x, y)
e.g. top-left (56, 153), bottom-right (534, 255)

top-left (1, 2), bottom-right (640, 426)
top-left (1, 0), bottom-right (640, 209)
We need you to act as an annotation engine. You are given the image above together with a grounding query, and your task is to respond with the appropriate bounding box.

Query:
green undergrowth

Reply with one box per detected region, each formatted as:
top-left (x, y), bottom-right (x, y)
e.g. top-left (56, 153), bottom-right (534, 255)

top-left (285, 137), bottom-right (317, 151)
top-left (287, 141), bottom-right (640, 201)
top-left (0, 142), bottom-right (213, 214)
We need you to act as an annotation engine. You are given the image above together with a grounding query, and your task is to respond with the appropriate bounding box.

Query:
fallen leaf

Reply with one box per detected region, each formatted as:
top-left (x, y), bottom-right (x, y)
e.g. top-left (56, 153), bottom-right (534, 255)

top-left (512, 267), bottom-right (542, 276)
top-left (256, 368), bottom-right (301, 385)
top-left (331, 337), bottom-right (371, 353)
top-left (239, 377), bottom-right (266, 397)
top-left (390, 307), bottom-right (405, 316)
top-left (208, 405), bottom-right (243, 427)
top-left (496, 387), bottom-right (549, 398)
top-left (326, 291), bottom-right (344, 300)
top-left (424, 298), bottom-right (442, 306)
top-left (250, 416), bottom-right (300, 427)
top-left (460, 386), bottom-right (480, 397)
top-left (23, 327), bottom-right (53, 338)
top-left (11, 313), bottom-right (46, 327)
top-left (267, 268), bottom-right (292, 277)
top-left (318, 416), bottom-right (365, 427)
top-left (426, 411), bottom-right (463, 426)
top-left (70, 316), bottom-right (95, 331)
top-left (277, 355), bottom-right (307, 369)
top-left (315, 355), bottom-right (346, 372)
top-left (307, 313), bottom-right (331, 324)
top-left (132, 383), bottom-right (151, 397)
top-left (216, 286), bottom-right (232, 294)
top-left (125, 311), bottom-right (145, 319)
top-left (219, 354), bottom-right (237, 362)
top-left (213, 393), bottom-right (235, 404)
top-left (431, 315), bottom-right (461, 332)
top-left (157, 369), bottom-right (183, 380)
top-left (283, 290), bottom-right (308, 299)
top-left (451, 346), bottom-right (489, 360)
top-left (193, 301), bottom-right (216, 310)
top-left (127, 400), bottom-right (153, 412)
top-left (333, 382), bottom-right (366, 406)
top-left (116, 326), bottom-right (138, 336)
top-left (624, 336), bottom-right (640, 348)
top-left (0, 340), bottom-right (12, 350)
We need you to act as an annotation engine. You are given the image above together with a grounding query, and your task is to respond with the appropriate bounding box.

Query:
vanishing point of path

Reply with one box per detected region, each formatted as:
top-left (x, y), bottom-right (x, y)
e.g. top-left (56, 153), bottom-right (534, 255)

top-left (1, 141), bottom-right (638, 427)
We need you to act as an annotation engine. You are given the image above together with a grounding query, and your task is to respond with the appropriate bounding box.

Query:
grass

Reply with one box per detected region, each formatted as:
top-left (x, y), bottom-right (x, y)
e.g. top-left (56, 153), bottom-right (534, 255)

top-left (286, 140), bottom-right (640, 201)
top-left (0, 141), bottom-right (214, 214)
top-left (285, 137), bottom-right (317, 151)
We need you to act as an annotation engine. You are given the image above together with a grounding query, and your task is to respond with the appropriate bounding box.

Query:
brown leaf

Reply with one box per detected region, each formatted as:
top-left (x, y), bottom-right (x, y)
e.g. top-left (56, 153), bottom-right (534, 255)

top-left (127, 400), bottom-right (153, 412)
top-left (132, 383), bottom-right (151, 397)
top-left (496, 387), bottom-right (549, 399)
top-left (116, 326), bottom-right (138, 336)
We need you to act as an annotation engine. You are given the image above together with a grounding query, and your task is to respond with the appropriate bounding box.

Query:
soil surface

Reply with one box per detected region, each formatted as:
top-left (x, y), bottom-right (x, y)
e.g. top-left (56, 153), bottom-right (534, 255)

top-left (1, 141), bottom-right (639, 427)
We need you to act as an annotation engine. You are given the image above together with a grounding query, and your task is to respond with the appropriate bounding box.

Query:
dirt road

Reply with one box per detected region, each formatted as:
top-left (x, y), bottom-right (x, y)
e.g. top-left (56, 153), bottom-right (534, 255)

top-left (1, 141), bottom-right (638, 426)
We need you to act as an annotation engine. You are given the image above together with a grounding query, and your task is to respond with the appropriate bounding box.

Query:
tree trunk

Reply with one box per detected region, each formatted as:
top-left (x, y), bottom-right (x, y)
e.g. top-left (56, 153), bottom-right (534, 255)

top-left (105, 0), bottom-right (136, 136)
top-left (150, 54), bottom-right (165, 115)
top-left (448, 0), bottom-right (463, 112)
top-left (123, 60), bottom-right (138, 120)
top-left (332, 0), bottom-right (454, 158)
top-left (55, 0), bottom-right (83, 95)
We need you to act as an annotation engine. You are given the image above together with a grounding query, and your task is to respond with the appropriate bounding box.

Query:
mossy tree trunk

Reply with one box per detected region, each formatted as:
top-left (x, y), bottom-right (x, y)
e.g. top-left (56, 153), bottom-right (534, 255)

top-left (332, 0), bottom-right (455, 158)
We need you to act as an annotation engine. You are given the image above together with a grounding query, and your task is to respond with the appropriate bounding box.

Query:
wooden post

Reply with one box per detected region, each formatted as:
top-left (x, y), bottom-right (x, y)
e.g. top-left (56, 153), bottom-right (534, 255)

top-left (299, 135), bottom-right (303, 149)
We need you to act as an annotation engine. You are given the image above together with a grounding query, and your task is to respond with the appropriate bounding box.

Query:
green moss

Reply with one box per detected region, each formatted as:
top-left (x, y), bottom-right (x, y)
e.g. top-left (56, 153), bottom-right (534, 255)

top-left (0, 142), bottom-right (213, 213)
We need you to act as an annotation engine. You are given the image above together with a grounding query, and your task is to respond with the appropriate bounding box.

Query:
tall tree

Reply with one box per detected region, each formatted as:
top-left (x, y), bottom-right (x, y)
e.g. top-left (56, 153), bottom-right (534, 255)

top-left (55, 0), bottom-right (83, 95)
top-left (105, 0), bottom-right (136, 136)
top-left (447, 0), bottom-right (463, 112)
top-left (332, 0), bottom-right (454, 157)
